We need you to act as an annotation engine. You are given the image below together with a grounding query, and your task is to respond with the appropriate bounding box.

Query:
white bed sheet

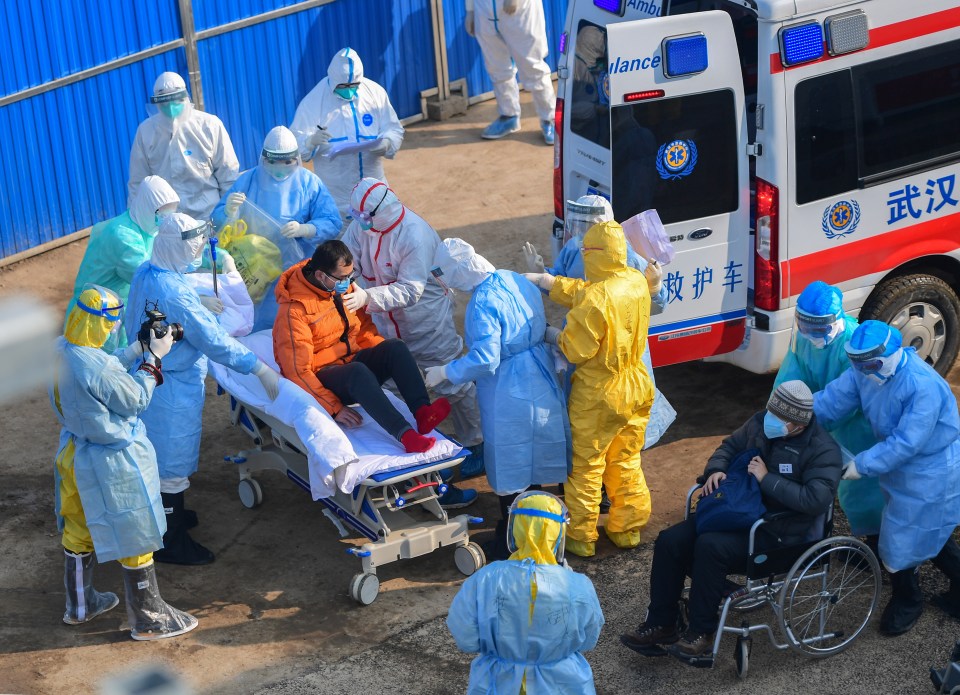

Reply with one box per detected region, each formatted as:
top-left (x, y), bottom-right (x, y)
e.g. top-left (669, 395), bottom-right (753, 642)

top-left (208, 331), bottom-right (461, 499)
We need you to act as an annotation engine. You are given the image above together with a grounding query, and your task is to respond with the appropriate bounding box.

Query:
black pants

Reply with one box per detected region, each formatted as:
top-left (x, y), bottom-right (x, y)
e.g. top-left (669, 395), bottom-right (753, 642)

top-left (646, 516), bottom-right (749, 634)
top-left (317, 339), bottom-right (430, 440)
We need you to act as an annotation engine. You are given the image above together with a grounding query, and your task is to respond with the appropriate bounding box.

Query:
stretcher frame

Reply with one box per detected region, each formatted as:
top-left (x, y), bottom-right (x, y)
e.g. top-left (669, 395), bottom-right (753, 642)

top-left (216, 383), bottom-right (486, 605)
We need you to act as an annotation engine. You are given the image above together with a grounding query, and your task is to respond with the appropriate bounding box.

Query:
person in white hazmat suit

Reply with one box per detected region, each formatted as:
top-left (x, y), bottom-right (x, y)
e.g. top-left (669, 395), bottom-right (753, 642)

top-left (290, 48), bottom-right (404, 225)
top-left (128, 72), bottom-right (240, 221)
top-left (464, 0), bottom-right (557, 143)
top-left (341, 179), bottom-right (485, 505)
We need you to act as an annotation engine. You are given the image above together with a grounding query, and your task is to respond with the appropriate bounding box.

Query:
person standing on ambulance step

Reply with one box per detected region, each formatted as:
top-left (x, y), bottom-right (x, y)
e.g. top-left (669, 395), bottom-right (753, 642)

top-left (465, 0), bottom-right (557, 144)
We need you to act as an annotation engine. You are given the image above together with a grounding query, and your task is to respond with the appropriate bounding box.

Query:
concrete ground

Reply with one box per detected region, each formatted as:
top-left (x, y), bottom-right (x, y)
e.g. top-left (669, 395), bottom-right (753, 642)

top-left (1, 93), bottom-right (958, 695)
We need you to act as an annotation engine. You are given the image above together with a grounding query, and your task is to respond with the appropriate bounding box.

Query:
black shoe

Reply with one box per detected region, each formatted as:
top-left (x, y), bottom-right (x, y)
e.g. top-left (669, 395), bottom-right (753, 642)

top-left (155, 492), bottom-right (215, 566)
top-left (480, 521), bottom-right (511, 562)
top-left (880, 567), bottom-right (923, 636)
top-left (665, 629), bottom-right (716, 666)
top-left (620, 622), bottom-right (679, 657)
top-left (183, 508), bottom-right (198, 530)
top-left (933, 590), bottom-right (960, 620)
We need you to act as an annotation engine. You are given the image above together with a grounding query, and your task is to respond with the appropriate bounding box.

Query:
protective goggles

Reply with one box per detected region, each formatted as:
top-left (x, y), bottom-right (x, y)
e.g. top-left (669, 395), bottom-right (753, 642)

top-left (350, 186), bottom-right (391, 227)
top-left (845, 327), bottom-right (894, 364)
top-left (850, 358), bottom-right (885, 374)
top-left (335, 81), bottom-right (361, 90)
top-left (261, 148), bottom-right (299, 163)
top-left (150, 90), bottom-right (188, 104)
top-left (180, 220), bottom-right (212, 241)
top-left (77, 283), bottom-right (124, 324)
top-left (506, 491), bottom-right (570, 562)
top-left (795, 310), bottom-right (839, 338)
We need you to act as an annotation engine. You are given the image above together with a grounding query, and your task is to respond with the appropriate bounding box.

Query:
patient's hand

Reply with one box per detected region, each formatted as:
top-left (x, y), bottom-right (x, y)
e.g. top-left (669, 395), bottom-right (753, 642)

top-left (335, 406), bottom-right (363, 428)
top-left (703, 471), bottom-right (726, 494)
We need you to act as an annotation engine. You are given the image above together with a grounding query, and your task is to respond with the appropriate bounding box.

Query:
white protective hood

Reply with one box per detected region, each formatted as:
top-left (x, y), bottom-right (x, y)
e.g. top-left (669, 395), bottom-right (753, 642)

top-left (151, 212), bottom-right (207, 273)
top-left (129, 175), bottom-right (180, 235)
top-left (432, 237), bottom-right (495, 292)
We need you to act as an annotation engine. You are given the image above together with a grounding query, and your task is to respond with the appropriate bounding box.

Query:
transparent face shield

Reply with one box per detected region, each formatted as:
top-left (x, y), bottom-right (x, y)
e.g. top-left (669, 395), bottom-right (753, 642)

top-left (564, 199), bottom-right (607, 246)
top-left (506, 491), bottom-right (570, 563)
top-left (77, 283), bottom-right (124, 334)
top-left (793, 309), bottom-right (842, 349)
top-left (350, 186), bottom-right (391, 231)
top-left (261, 148), bottom-right (300, 182)
top-left (846, 328), bottom-right (898, 377)
top-left (147, 89), bottom-right (189, 119)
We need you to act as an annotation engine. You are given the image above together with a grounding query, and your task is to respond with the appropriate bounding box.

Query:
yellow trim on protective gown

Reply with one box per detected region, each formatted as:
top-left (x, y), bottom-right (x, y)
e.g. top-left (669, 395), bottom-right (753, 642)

top-left (549, 221), bottom-right (655, 545)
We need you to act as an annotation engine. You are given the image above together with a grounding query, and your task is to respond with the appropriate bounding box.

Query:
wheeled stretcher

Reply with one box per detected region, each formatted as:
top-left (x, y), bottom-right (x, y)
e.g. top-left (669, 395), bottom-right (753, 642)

top-left (208, 332), bottom-right (486, 605)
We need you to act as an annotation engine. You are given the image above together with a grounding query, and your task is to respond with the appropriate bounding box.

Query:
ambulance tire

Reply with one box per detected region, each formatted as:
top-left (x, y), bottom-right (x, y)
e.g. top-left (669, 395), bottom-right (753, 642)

top-left (860, 273), bottom-right (960, 376)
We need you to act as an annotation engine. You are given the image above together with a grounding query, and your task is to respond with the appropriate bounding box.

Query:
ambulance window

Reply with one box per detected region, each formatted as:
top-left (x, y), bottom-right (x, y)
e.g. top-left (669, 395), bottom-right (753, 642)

top-left (570, 20), bottom-right (609, 149)
top-left (610, 90), bottom-right (738, 223)
top-left (795, 71), bottom-right (857, 205)
top-left (855, 39), bottom-right (960, 179)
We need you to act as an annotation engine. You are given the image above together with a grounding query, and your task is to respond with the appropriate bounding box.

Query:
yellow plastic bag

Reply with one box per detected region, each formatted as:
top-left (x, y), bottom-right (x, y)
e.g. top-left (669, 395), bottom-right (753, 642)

top-left (219, 220), bottom-right (282, 303)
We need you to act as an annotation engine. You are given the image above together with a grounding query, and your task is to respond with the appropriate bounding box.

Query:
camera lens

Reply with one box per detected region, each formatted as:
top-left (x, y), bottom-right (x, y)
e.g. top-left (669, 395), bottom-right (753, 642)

top-left (170, 323), bottom-right (184, 342)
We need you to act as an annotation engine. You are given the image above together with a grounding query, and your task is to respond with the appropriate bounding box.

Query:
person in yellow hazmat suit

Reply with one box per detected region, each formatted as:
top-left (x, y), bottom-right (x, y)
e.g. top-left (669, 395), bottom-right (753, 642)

top-left (525, 220), bottom-right (655, 558)
top-left (52, 285), bottom-right (198, 640)
top-left (446, 491), bottom-right (604, 693)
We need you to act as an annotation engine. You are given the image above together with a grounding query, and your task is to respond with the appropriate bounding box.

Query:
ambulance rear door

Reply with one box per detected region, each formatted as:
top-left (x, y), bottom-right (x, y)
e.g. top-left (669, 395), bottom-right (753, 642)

top-left (607, 10), bottom-right (750, 366)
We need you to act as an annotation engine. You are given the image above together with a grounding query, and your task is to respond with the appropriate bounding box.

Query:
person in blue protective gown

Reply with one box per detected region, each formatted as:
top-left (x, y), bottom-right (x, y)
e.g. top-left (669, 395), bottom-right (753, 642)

top-left (447, 491), bottom-right (604, 694)
top-left (212, 125), bottom-right (342, 332)
top-left (773, 281), bottom-right (883, 541)
top-left (65, 176), bottom-right (182, 352)
top-left (522, 195), bottom-right (676, 449)
top-left (814, 320), bottom-right (960, 636)
top-left (52, 284), bottom-right (198, 640)
top-left (424, 238), bottom-right (571, 559)
top-left (127, 213), bottom-right (281, 565)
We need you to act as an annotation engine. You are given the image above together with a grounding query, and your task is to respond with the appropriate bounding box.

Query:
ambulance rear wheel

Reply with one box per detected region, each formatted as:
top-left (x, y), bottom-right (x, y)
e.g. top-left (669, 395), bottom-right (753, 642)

top-left (859, 274), bottom-right (960, 376)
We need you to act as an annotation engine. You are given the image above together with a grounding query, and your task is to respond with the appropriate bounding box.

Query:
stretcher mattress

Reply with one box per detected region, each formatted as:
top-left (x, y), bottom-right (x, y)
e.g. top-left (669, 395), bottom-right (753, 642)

top-left (208, 330), bottom-right (462, 499)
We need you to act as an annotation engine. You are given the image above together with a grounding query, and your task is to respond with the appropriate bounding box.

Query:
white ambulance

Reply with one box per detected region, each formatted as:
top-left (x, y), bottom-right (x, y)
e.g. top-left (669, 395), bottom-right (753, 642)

top-left (552, 0), bottom-right (960, 374)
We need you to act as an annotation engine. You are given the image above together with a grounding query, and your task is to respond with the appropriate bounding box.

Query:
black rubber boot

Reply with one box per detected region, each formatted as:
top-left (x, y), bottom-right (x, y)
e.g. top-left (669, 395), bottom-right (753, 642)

top-left (153, 492), bottom-right (215, 566)
top-left (122, 562), bottom-right (198, 640)
top-left (62, 550), bottom-right (119, 625)
top-left (932, 538), bottom-right (960, 619)
top-left (880, 566), bottom-right (923, 636)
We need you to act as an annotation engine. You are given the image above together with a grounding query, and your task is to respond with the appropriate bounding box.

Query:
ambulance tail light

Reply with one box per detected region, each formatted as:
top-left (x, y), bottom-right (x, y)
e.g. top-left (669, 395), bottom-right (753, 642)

top-left (754, 177), bottom-right (780, 311)
top-left (553, 98), bottom-right (565, 219)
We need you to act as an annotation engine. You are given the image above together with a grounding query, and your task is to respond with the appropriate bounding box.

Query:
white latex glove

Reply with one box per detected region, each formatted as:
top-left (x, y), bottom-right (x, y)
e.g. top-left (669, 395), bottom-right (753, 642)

top-left (842, 460), bottom-right (862, 480)
top-left (252, 361), bottom-right (280, 400)
top-left (644, 258), bottom-right (663, 295)
top-left (424, 364), bottom-right (449, 389)
top-left (544, 326), bottom-right (561, 345)
top-left (522, 241), bottom-right (545, 273)
top-left (523, 272), bottom-right (555, 291)
top-left (465, 10), bottom-right (475, 36)
top-left (369, 139), bottom-right (390, 155)
top-left (225, 192), bottom-right (246, 218)
top-left (503, 0), bottom-right (519, 15)
top-left (308, 127), bottom-right (332, 152)
top-left (280, 221), bottom-right (315, 239)
top-left (148, 329), bottom-right (175, 360)
top-left (220, 252), bottom-right (237, 274)
top-left (199, 295), bottom-right (224, 315)
top-left (343, 285), bottom-right (368, 312)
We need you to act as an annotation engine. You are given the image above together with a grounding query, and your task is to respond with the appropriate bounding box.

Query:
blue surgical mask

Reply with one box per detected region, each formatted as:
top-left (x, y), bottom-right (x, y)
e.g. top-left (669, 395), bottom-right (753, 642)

top-left (264, 161), bottom-right (297, 182)
top-left (333, 278), bottom-right (351, 294)
top-left (160, 101), bottom-right (185, 119)
top-left (763, 411), bottom-right (791, 439)
top-left (334, 85), bottom-right (359, 101)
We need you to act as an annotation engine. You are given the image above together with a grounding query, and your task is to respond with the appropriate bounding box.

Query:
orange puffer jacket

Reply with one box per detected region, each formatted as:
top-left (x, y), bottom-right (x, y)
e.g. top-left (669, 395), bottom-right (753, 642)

top-left (273, 259), bottom-right (384, 415)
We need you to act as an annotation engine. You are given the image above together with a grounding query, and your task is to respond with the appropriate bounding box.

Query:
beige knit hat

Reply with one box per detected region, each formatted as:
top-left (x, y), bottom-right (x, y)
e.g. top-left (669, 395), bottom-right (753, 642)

top-left (766, 380), bottom-right (814, 425)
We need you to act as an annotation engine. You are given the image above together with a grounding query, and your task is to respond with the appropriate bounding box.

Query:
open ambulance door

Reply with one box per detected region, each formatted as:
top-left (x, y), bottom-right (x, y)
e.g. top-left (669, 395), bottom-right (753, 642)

top-left (607, 11), bottom-right (750, 367)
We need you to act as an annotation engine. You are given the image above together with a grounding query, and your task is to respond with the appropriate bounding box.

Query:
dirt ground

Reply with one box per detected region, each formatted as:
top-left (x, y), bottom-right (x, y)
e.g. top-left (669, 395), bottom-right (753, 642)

top-left (2, 94), bottom-right (959, 694)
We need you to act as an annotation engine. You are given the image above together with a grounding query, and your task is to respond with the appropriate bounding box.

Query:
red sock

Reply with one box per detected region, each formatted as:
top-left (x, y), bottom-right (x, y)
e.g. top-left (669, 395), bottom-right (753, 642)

top-left (401, 429), bottom-right (436, 454)
top-left (415, 398), bottom-right (451, 435)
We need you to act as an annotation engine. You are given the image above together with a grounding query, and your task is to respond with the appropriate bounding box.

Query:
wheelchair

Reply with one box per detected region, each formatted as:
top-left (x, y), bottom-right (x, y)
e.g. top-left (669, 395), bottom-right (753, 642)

top-left (677, 481), bottom-right (883, 678)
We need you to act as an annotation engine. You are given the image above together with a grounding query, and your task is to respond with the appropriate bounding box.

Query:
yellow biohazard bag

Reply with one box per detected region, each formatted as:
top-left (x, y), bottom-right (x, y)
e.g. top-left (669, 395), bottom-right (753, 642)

top-left (219, 219), bottom-right (282, 304)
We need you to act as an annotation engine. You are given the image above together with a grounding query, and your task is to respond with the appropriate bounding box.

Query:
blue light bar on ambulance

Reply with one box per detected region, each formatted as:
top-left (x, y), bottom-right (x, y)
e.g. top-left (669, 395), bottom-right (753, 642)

top-left (779, 21), bottom-right (824, 67)
top-left (661, 34), bottom-right (708, 77)
top-left (825, 10), bottom-right (869, 56)
top-left (593, 0), bottom-right (624, 15)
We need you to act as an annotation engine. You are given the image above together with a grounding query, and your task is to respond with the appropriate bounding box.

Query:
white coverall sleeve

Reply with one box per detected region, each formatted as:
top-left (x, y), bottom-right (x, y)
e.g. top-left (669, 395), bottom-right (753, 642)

top-left (127, 126), bottom-right (150, 208)
top-left (290, 85), bottom-right (324, 162)
top-left (377, 95), bottom-right (405, 159)
top-left (364, 238), bottom-right (430, 313)
top-left (212, 123), bottom-right (241, 196)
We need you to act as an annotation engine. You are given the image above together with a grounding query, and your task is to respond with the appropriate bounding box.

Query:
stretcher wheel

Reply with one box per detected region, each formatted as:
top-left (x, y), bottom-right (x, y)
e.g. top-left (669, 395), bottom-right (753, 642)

top-left (349, 572), bottom-right (380, 606)
top-left (734, 637), bottom-right (751, 679)
top-left (238, 478), bottom-right (263, 509)
top-left (455, 542), bottom-right (486, 577)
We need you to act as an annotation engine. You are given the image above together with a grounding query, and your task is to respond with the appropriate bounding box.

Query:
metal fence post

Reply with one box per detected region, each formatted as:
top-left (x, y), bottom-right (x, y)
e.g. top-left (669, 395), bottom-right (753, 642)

top-left (178, 0), bottom-right (205, 110)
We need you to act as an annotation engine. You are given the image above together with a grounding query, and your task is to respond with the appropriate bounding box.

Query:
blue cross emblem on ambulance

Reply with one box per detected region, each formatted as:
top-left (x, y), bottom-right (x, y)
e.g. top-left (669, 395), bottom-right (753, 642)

top-left (656, 139), bottom-right (698, 180)
top-left (821, 199), bottom-right (861, 239)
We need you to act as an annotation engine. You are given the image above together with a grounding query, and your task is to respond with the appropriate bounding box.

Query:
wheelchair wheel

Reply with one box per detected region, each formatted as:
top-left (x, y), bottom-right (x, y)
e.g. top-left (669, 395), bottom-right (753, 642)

top-left (734, 637), bottom-right (751, 679)
top-left (778, 536), bottom-right (881, 657)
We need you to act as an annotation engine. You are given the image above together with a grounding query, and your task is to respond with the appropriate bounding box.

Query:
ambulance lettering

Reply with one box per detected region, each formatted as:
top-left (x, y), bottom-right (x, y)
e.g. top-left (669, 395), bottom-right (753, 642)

top-left (886, 174), bottom-right (958, 225)
top-left (626, 0), bottom-right (662, 16)
top-left (607, 54), bottom-right (662, 74)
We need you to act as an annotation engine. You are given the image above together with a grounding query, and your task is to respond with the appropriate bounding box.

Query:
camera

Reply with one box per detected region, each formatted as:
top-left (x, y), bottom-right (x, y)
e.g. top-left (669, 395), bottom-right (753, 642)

top-left (137, 307), bottom-right (184, 344)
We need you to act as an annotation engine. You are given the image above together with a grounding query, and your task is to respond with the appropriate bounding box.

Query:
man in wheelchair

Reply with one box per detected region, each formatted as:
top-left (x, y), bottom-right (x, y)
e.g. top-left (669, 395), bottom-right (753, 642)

top-left (621, 381), bottom-right (843, 665)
